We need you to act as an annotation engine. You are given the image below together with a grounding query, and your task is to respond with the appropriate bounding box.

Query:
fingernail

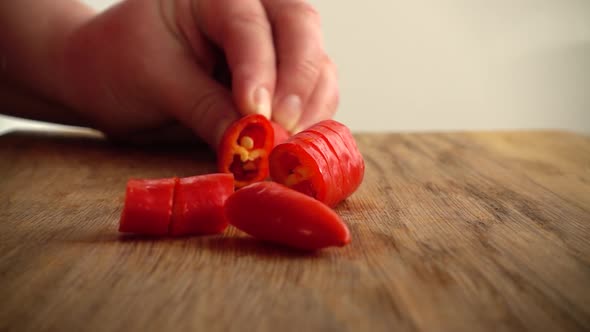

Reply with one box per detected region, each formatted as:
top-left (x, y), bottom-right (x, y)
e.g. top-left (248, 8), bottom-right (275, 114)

top-left (274, 94), bottom-right (302, 132)
top-left (252, 86), bottom-right (271, 119)
top-left (292, 124), bottom-right (306, 134)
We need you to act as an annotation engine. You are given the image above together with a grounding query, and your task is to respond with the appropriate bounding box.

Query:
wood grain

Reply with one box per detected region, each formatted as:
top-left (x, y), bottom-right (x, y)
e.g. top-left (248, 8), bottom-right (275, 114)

top-left (0, 130), bottom-right (589, 332)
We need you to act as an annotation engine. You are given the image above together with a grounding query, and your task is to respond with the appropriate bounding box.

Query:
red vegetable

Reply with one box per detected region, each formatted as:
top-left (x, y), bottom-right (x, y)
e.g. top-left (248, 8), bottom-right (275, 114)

top-left (218, 114), bottom-right (274, 188)
top-left (269, 120), bottom-right (364, 207)
top-left (119, 177), bottom-right (178, 235)
top-left (224, 182), bottom-right (350, 250)
top-left (271, 121), bottom-right (290, 147)
top-left (169, 173), bottom-right (234, 236)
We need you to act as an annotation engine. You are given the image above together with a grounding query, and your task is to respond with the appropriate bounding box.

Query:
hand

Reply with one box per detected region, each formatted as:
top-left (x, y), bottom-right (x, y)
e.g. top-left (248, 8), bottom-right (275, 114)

top-left (61, 0), bottom-right (339, 147)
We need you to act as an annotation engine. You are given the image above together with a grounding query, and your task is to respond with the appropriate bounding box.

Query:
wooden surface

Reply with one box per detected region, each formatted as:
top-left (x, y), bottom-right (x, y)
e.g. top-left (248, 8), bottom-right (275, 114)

top-left (0, 130), bottom-right (589, 332)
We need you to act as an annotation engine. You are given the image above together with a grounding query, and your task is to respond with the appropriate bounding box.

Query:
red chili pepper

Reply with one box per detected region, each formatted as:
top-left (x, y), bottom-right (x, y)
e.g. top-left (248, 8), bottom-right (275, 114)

top-left (119, 177), bottom-right (178, 235)
top-left (224, 182), bottom-right (351, 250)
top-left (218, 114), bottom-right (274, 188)
top-left (169, 173), bottom-right (234, 236)
top-left (271, 121), bottom-right (290, 147)
top-left (269, 120), bottom-right (365, 207)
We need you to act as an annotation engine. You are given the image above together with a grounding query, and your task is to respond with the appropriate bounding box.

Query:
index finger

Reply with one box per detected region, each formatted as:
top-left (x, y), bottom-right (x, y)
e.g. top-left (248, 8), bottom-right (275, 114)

top-left (195, 0), bottom-right (277, 119)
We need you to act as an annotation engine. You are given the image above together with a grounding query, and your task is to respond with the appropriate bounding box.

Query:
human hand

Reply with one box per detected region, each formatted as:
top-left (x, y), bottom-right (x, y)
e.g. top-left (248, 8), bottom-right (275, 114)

top-left (61, 0), bottom-right (339, 147)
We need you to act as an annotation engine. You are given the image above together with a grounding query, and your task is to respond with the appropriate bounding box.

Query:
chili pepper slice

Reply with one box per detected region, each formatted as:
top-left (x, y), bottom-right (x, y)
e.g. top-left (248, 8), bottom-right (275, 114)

top-left (315, 122), bottom-right (364, 193)
top-left (288, 131), bottom-right (342, 205)
top-left (305, 128), bottom-right (353, 197)
top-left (308, 121), bottom-right (365, 200)
top-left (119, 177), bottom-right (178, 235)
top-left (269, 120), bottom-right (365, 207)
top-left (269, 137), bottom-right (323, 200)
top-left (218, 114), bottom-right (274, 188)
top-left (169, 173), bottom-right (234, 236)
top-left (224, 182), bottom-right (351, 250)
top-left (271, 121), bottom-right (290, 147)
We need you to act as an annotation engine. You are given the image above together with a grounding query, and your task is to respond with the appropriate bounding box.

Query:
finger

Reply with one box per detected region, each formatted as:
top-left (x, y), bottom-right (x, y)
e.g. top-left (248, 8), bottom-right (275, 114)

top-left (293, 60), bottom-right (339, 133)
top-left (161, 0), bottom-right (217, 73)
top-left (263, 0), bottom-right (326, 132)
top-left (195, 0), bottom-right (276, 119)
top-left (152, 53), bottom-right (240, 148)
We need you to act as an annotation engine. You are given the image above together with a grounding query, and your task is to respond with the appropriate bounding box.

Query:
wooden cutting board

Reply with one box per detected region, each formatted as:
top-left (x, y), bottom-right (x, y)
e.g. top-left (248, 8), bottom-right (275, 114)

top-left (1, 130), bottom-right (589, 332)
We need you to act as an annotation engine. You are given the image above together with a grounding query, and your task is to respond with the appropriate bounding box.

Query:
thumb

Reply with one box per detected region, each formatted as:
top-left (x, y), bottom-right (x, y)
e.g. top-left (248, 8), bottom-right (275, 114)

top-left (153, 56), bottom-right (240, 148)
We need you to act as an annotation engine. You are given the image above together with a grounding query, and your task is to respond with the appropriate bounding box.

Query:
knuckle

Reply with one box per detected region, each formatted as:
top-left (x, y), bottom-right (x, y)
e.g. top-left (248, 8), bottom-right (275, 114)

top-left (225, 12), bottom-right (271, 38)
top-left (329, 89), bottom-right (340, 115)
top-left (188, 89), bottom-right (222, 131)
top-left (322, 59), bottom-right (339, 110)
top-left (276, 1), bottom-right (321, 26)
top-left (291, 56), bottom-right (322, 83)
top-left (325, 59), bottom-right (338, 79)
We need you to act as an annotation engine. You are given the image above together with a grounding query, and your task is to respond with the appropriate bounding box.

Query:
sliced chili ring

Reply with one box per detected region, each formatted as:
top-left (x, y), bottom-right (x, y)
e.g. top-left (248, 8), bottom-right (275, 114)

top-left (306, 127), bottom-right (354, 196)
top-left (316, 121), bottom-right (365, 194)
top-left (291, 131), bottom-right (343, 205)
top-left (304, 129), bottom-right (349, 198)
top-left (218, 114), bottom-right (274, 188)
top-left (119, 177), bottom-right (178, 235)
top-left (169, 173), bottom-right (234, 236)
top-left (269, 120), bottom-right (365, 207)
top-left (269, 142), bottom-right (326, 200)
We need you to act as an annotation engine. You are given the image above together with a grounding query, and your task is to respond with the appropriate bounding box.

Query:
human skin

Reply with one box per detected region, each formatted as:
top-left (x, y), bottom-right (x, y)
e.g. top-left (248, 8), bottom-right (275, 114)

top-left (0, 0), bottom-right (339, 147)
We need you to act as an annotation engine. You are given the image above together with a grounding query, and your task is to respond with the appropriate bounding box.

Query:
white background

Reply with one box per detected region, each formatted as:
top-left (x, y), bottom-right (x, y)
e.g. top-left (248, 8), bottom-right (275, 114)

top-left (2, 0), bottom-right (589, 133)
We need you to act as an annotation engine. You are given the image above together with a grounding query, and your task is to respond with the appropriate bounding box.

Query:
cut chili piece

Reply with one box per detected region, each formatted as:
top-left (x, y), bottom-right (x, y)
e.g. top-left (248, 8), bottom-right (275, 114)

top-left (306, 128), bottom-right (352, 197)
top-left (169, 173), bottom-right (234, 236)
top-left (315, 122), bottom-right (365, 194)
top-left (289, 131), bottom-right (342, 205)
top-left (317, 121), bottom-right (365, 198)
top-left (119, 177), bottom-right (178, 235)
top-left (224, 182), bottom-right (351, 250)
top-left (218, 114), bottom-right (274, 188)
top-left (271, 121), bottom-right (290, 147)
top-left (270, 139), bottom-right (325, 200)
top-left (269, 120), bottom-right (365, 207)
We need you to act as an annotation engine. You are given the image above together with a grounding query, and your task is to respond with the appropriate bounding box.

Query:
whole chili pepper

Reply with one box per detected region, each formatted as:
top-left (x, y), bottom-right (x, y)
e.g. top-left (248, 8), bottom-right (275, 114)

top-left (269, 120), bottom-right (365, 207)
top-left (224, 181), bottom-right (351, 250)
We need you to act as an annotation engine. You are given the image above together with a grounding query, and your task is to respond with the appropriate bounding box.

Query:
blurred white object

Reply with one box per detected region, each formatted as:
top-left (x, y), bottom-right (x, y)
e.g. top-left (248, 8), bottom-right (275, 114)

top-left (1, 0), bottom-right (589, 133)
top-left (83, 0), bottom-right (120, 11)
